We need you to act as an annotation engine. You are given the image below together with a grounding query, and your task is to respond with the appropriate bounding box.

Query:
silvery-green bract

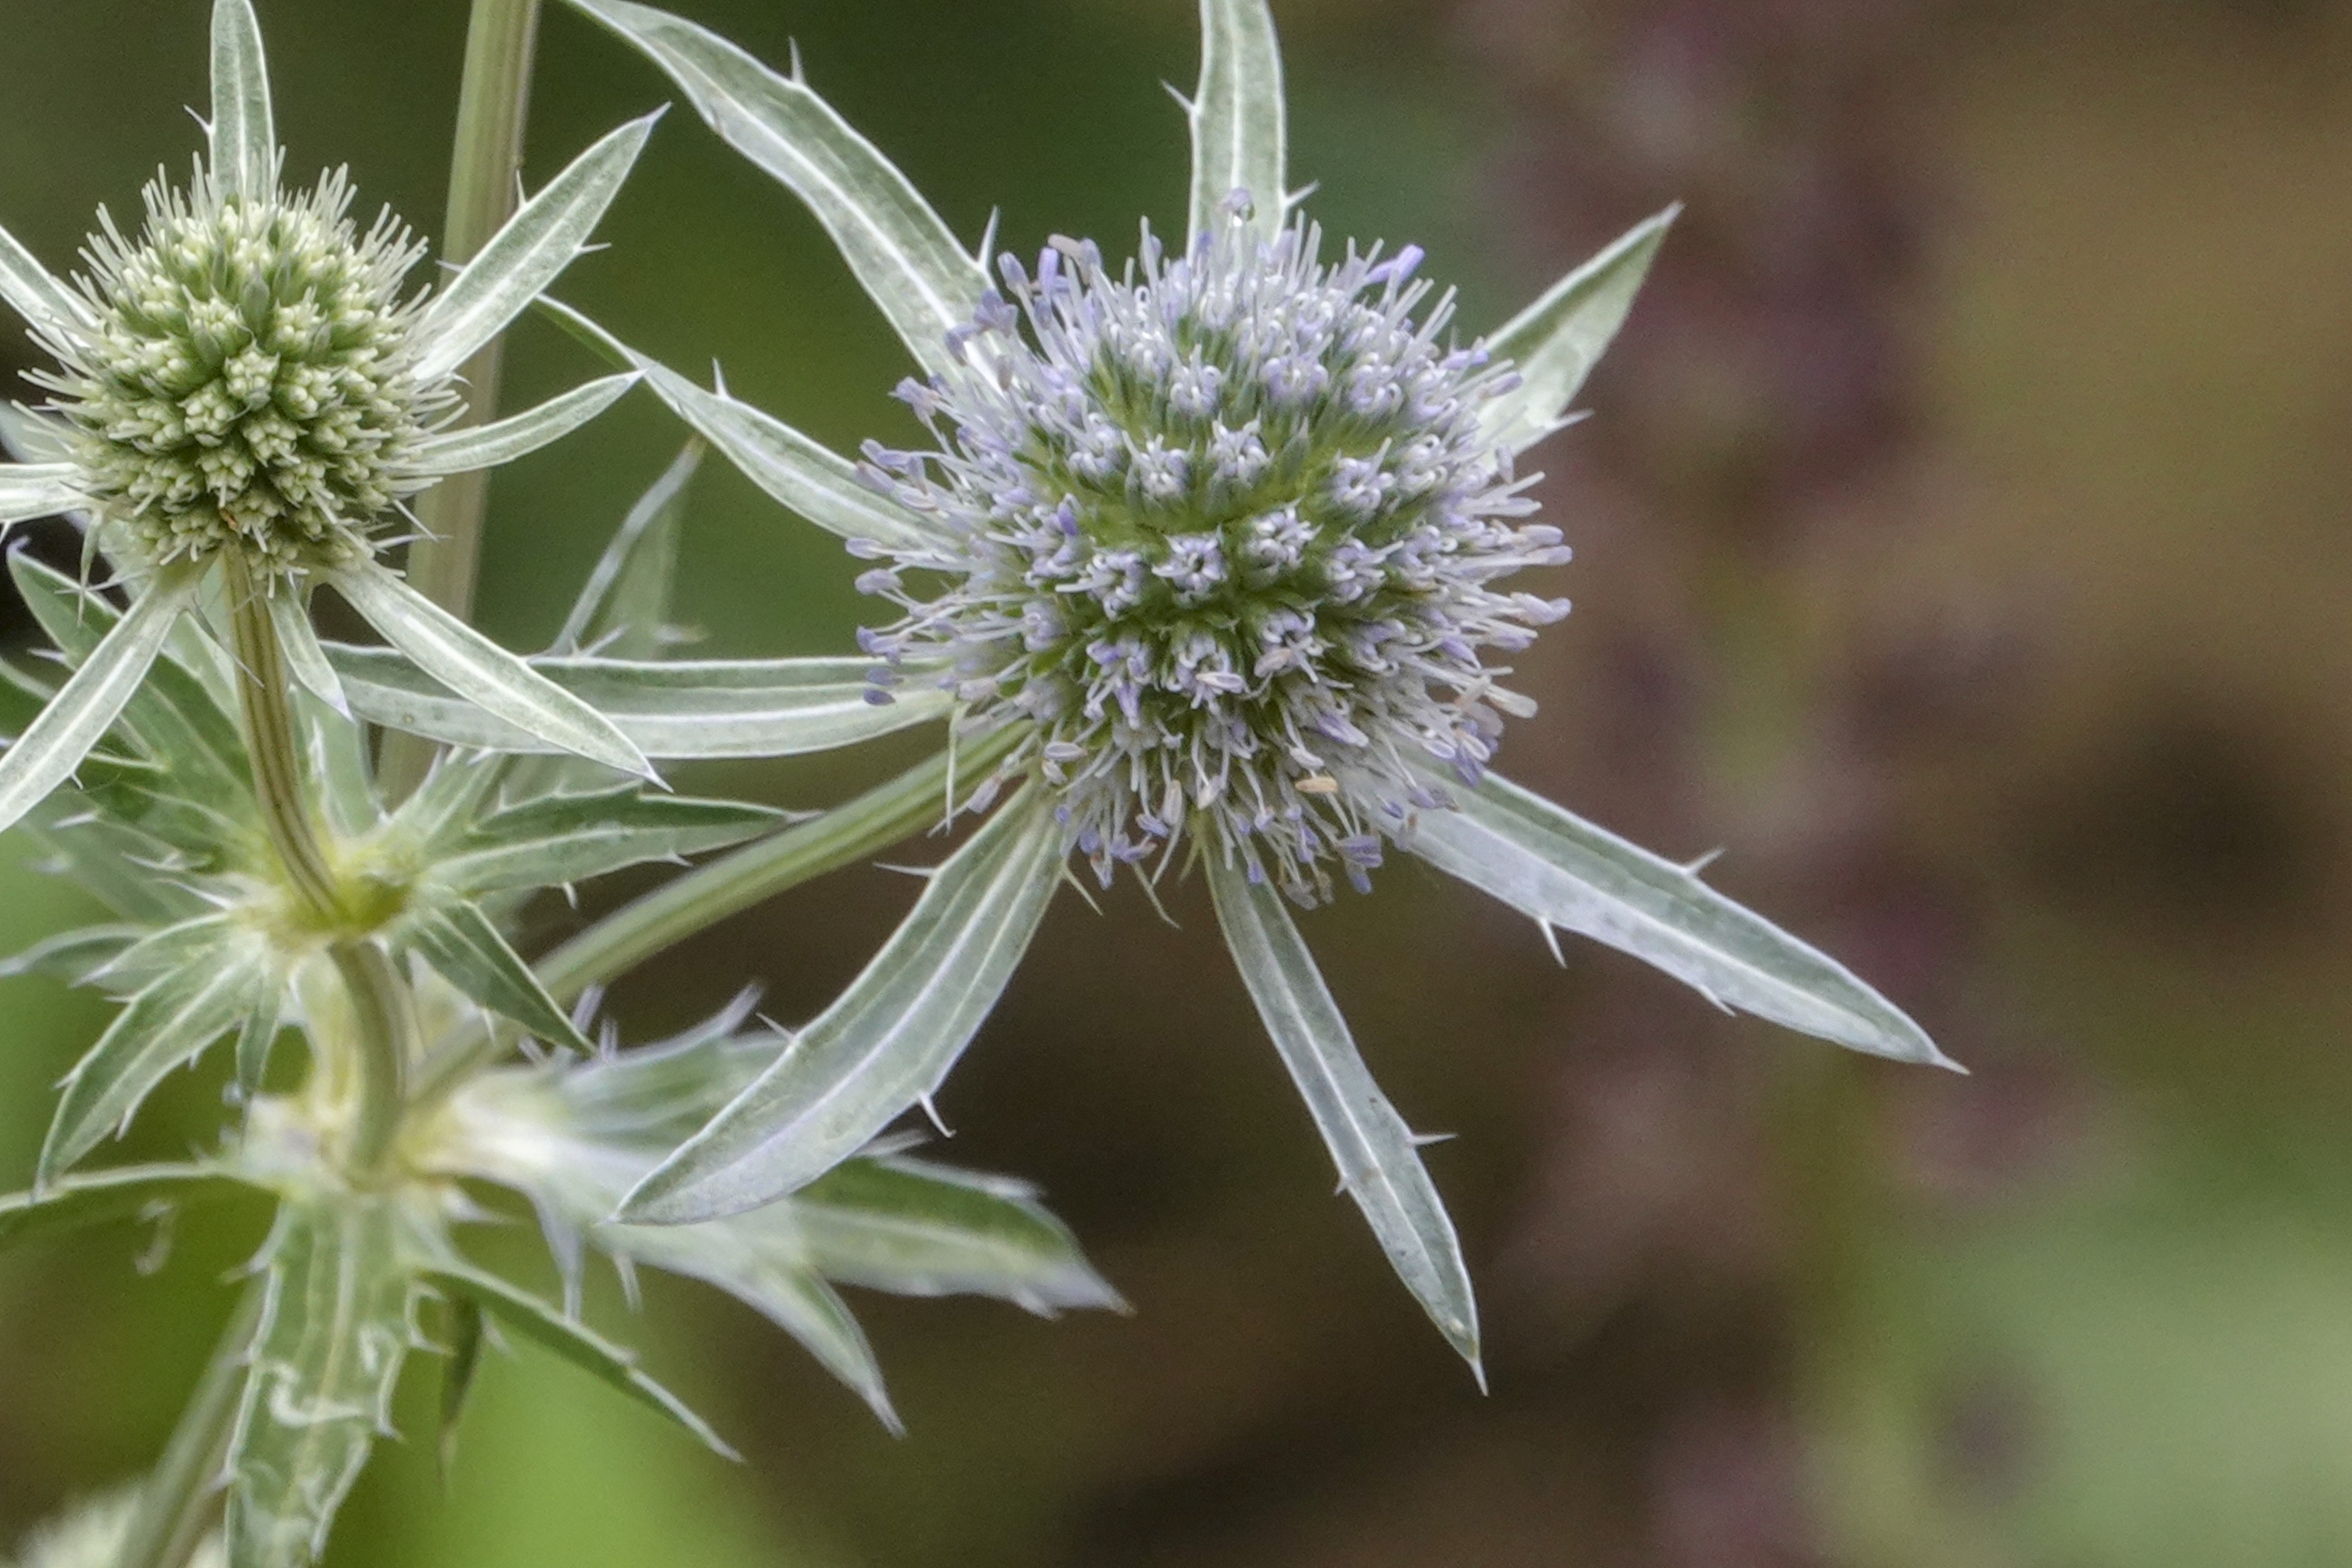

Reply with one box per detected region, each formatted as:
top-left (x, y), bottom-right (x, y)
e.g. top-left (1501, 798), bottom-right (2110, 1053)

top-left (559, 0), bottom-right (1958, 1378)
top-left (0, 439), bottom-right (1118, 1568)
top-left (0, 0), bottom-right (665, 840)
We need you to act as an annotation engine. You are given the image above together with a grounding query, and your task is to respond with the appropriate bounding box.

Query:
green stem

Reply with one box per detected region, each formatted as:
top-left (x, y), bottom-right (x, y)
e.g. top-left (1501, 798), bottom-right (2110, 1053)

top-left (224, 554), bottom-right (340, 921)
top-left (113, 1282), bottom-right (266, 1568)
top-left (330, 940), bottom-right (418, 1177)
top-left (411, 731), bottom-right (1020, 1105)
top-left (383, 0), bottom-right (545, 801)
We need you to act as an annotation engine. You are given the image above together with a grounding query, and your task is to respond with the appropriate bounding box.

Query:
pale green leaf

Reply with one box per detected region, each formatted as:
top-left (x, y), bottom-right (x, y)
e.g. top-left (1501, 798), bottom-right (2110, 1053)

top-left (1187, 0), bottom-right (1288, 246)
top-left (0, 221), bottom-right (89, 339)
top-left (236, 967), bottom-right (285, 1093)
top-left (15, 792), bottom-right (211, 927)
top-left (414, 112), bottom-right (663, 384)
top-left (0, 923), bottom-right (143, 984)
top-left (266, 587), bottom-right (348, 718)
top-left (1406, 767), bottom-right (1952, 1067)
top-left (228, 1197), bottom-right (418, 1568)
top-left (396, 372), bottom-right (639, 479)
top-left (401, 900), bottom-right (596, 1055)
top-left (793, 1153), bottom-right (1125, 1314)
top-left (328, 560), bottom-right (652, 778)
top-left (431, 786), bottom-right (781, 897)
top-left (0, 462), bottom-right (81, 525)
top-left (328, 641), bottom-right (950, 759)
top-left (421, 1260), bottom-right (738, 1459)
top-left (208, 0), bottom-right (277, 203)
top-left (1480, 205), bottom-right (1677, 452)
top-left (564, 0), bottom-right (985, 376)
top-left (0, 403), bottom-right (75, 463)
top-left (0, 1161), bottom-right (254, 1251)
top-left (40, 923), bottom-right (269, 1183)
top-left (619, 787), bottom-right (1064, 1223)
top-left (553, 439), bottom-right (701, 658)
top-left (1206, 851), bottom-right (1482, 1374)
top-left (0, 566), bottom-right (200, 840)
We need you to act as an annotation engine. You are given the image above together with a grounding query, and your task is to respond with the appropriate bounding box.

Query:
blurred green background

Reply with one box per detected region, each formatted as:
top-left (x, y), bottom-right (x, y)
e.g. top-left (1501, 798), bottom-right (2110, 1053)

top-left (5, 0), bottom-right (2352, 1564)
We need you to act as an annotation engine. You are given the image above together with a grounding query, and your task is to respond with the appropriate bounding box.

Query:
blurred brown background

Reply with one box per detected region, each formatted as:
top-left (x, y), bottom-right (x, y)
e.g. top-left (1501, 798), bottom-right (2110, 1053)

top-left (3, 1), bottom-right (2351, 1564)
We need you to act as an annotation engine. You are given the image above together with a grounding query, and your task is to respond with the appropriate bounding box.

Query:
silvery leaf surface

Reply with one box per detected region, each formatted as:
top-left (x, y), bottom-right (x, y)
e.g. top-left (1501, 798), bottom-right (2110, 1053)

top-left (70, 750), bottom-right (254, 868)
top-left (420, 1260), bottom-right (738, 1458)
top-left (0, 1161), bottom-right (255, 1251)
top-left (554, 439), bottom-right (700, 660)
top-left (328, 641), bottom-right (950, 759)
top-left (208, 0), bottom-right (277, 204)
top-left (401, 900), bottom-right (597, 1056)
top-left (0, 922), bottom-right (144, 985)
top-left (1479, 205), bottom-right (1677, 453)
top-left (1405, 766), bottom-right (1951, 1068)
top-left (395, 372), bottom-right (640, 479)
top-left (0, 565), bottom-right (201, 839)
top-left (39, 918), bottom-right (272, 1184)
top-left (1187, 0), bottom-right (1288, 246)
top-left (0, 462), bottom-right (81, 525)
top-left (295, 687), bottom-right (381, 839)
top-left (414, 111), bottom-right (663, 384)
top-left (0, 222), bottom-right (88, 339)
top-left (618, 787), bottom-right (1065, 1224)
top-left (0, 403), bottom-right (75, 463)
top-left (328, 560), bottom-right (652, 779)
top-left (1206, 852), bottom-right (1481, 1374)
top-left (235, 967), bottom-right (285, 1094)
top-left (426, 785), bottom-right (782, 897)
top-left (15, 789), bottom-right (211, 927)
top-left (229, 1195), bottom-right (421, 1568)
top-left (10, 554), bottom-right (252, 823)
top-left (791, 1152), bottom-right (1124, 1314)
top-left (565, 0), bottom-right (986, 377)
top-left (267, 588), bottom-right (348, 719)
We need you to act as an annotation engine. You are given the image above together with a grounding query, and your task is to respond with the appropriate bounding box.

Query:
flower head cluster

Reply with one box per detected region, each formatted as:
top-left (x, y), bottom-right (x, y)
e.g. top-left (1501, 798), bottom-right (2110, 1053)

top-left (855, 203), bottom-right (1571, 903)
top-left (34, 162), bottom-right (441, 571)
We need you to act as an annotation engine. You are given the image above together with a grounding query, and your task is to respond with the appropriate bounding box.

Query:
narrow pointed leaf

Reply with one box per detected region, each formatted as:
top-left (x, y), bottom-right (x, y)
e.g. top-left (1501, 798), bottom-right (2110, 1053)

top-left (229, 1197), bottom-right (418, 1568)
top-left (404, 901), bottom-right (597, 1055)
top-left (620, 787), bottom-right (1064, 1223)
top-left (1206, 852), bottom-right (1481, 1371)
top-left (432, 787), bottom-right (781, 897)
top-left (565, 0), bottom-right (985, 376)
top-left (1481, 205), bottom-right (1677, 452)
top-left (327, 642), bottom-right (949, 758)
top-left (16, 792), bottom-right (211, 926)
top-left (0, 221), bottom-right (89, 338)
top-left (793, 1154), bottom-right (1125, 1314)
top-left (0, 566), bottom-right (199, 839)
top-left (40, 930), bottom-right (268, 1183)
top-left (0, 922), bottom-right (144, 984)
top-left (438, 1294), bottom-right (486, 1477)
top-left (1407, 768), bottom-right (1950, 1067)
top-left (414, 112), bottom-right (662, 384)
top-left (397, 372), bottom-right (639, 479)
top-left (329, 560), bottom-right (652, 777)
top-left (0, 404), bottom-right (74, 463)
top-left (0, 1161), bottom-right (254, 1250)
top-left (1188, 0), bottom-right (1288, 246)
top-left (0, 462), bottom-right (80, 524)
top-left (236, 968), bottom-right (285, 1093)
top-left (554, 438), bottom-right (700, 658)
top-left (267, 587), bottom-right (348, 717)
top-left (604, 1223), bottom-right (896, 1430)
top-left (209, 0), bottom-right (277, 202)
top-left (11, 554), bottom-right (252, 814)
top-left (422, 1261), bottom-right (738, 1459)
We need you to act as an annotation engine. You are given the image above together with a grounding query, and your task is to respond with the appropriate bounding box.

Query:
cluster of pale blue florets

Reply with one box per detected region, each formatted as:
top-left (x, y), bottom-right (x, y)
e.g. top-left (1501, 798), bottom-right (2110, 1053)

top-left (853, 199), bottom-right (1575, 903)
top-left (33, 160), bottom-right (442, 572)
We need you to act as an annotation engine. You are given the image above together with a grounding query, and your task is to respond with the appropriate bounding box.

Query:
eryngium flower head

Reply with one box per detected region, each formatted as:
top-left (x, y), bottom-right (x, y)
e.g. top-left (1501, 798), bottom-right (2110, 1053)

top-left (856, 205), bottom-right (1570, 903)
top-left (34, 162), bottom-right (441, 571)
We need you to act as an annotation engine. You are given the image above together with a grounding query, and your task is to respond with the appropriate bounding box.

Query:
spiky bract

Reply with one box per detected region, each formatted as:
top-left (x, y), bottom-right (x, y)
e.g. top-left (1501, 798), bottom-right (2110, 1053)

top-left (855, 201), bottom-right (1571, 903)
top-left (36, 162), bottom-right (444, 573)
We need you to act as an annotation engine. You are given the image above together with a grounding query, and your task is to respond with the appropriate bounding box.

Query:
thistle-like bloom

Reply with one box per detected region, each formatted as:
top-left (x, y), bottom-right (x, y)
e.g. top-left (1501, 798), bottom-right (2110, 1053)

top-left (0, 0), bottom-right (665, 840)
top-left (566, 0), bottom-right (1956, 1373)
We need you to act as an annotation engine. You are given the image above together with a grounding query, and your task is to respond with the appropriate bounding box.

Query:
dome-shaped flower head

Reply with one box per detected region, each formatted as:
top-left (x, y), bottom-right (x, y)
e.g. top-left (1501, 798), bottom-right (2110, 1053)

top-left (0, 0), bottom-right (668, 840)
top-left (564, 0), bottom-right (1956, 1374)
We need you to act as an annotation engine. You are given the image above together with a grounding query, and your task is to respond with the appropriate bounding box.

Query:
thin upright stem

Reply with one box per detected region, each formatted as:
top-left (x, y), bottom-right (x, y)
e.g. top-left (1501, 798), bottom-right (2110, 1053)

top-left (409, 730), bottom-right (1022, 1105)
top-left (113, 1282), bottom-right (266, 1568)
top-left (330, 939), bottom-right (419, 1177)
top-left (224, 553), bottom-right (341, 921)
top-left (383, 0), bottom-right (545, 801)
